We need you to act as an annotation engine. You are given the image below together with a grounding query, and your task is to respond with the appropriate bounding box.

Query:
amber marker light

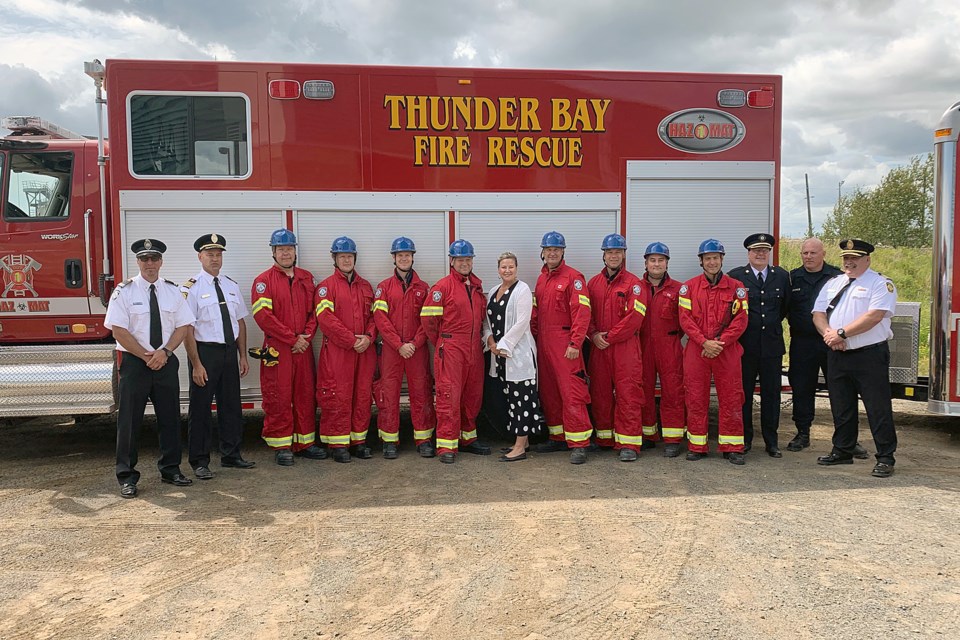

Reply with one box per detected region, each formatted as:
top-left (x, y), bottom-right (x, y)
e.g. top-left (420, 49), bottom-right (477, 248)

top-left (934, 128), bottom-right (953, 138)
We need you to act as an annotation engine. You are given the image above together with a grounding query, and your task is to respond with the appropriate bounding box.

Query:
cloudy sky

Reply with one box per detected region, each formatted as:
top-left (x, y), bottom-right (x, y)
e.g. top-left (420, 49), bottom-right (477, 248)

top-left (1, 0), bottom-right (958, 235)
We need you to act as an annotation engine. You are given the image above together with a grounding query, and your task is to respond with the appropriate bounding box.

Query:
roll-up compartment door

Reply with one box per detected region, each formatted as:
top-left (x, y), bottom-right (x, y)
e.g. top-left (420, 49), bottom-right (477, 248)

top-left (626, 161), bottom-right (775, 282)
top-left (458, 210), bottom-right (619, 290)
top-left (123, 209), bottom-right (285, 401)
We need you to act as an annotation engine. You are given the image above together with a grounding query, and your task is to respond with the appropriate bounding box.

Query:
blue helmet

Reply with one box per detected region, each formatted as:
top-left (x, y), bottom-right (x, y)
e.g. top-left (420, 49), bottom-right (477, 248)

top-left (330, 236), bottom-right (357, 254)
top-left (269, 229), bottom-right (297, 247)
top-left (698, 238), bottom-right (725, 256)
top-left (601, 233), bottom-right (627, 251)
top-left (541, 231), bottom-right (566, 248)
top-left (449, 239), bottom-right (475, 258)
top-left (390, 236), bottom-right (416, 254)
top-left (644, 241), bottom-right (670, 258)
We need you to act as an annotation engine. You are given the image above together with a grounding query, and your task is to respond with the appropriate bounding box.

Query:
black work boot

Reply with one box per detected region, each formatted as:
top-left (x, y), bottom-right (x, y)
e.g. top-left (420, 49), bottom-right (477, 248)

top-left (417, 442), bottom-right (436, 458)
top-left (383, 443), bottom-right (398, 459)
top-left (663, 443), bottom-right (681, 458)
top-left (787, 432), bottom-right (810, 452)
top-left (352, 445), bottom-right (373, 459)
top-left (570, 448), bottom-right (587, 465)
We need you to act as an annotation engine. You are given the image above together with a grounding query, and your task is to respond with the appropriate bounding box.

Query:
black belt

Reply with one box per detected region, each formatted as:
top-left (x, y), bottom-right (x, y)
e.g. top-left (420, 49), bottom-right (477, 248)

top-left (842, 342), bottom-right (884, 354)
top-left (440, 333), bottom-right (471, 339)
top-left (197, 341), bottom-right (229, 348)
top-left (667, 330), bottom-right (679, 336)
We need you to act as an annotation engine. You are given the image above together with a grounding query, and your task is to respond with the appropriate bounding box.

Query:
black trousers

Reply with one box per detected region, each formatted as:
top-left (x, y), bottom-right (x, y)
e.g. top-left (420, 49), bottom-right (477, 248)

top-left (788, 335), bottom-right (829, 433)
top-left (827, 342), bottom-right (897, 464)
top-left (741, 352), bottom-right (783, 448)
top-left (116, 352), bottom-right (182, 485)
top-left (187, 342), bottom-right (243, 467)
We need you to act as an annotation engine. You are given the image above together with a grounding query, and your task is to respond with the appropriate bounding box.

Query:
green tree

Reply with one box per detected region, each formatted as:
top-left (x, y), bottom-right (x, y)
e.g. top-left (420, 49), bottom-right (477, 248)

top-left (822, 154), bottom-right (933, 247)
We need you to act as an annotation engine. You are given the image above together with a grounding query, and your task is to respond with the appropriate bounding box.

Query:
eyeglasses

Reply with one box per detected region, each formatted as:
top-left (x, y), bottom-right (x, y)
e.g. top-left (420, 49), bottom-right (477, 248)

top-left (138, 255), bottom-right (162, 263)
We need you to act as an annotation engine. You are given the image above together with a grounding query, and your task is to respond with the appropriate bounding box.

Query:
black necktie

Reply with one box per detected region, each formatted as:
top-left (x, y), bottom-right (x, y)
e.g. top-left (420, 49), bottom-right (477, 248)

top-left (826, 278), bottom-right (855, 320)
top-left (214, 277), bottom-right (236, 344)
top-left (758, 271), bottom-right (765, 287)
top-left (149, 284), bottom-right (162, 349)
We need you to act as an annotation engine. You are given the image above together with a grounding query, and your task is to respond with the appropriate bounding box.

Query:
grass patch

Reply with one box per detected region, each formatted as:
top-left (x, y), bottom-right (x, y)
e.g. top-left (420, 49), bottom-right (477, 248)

top-left (778, 238), bottom-right (931, 377)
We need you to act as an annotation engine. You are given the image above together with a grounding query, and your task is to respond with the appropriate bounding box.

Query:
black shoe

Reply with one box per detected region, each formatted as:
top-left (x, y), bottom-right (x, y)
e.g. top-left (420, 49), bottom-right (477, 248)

top-left (383, 443), bottom-right (399, 459)
top-left (275, 449), bottom-right (294, 466)
top-left (766, 446), bottom-right (783, 458)
top-left (853, 443), bottom-right (870, 459)
top-left (161, 472), bottom-right (193, 486)
top-left (295, 445), bottom-right (328, 460)
top-left (119, 483), bottom-right (138, 499)
top-left (817, 452), bottom-right (853, 466)
top-left (871, 462), bottom-right (895, 478)
top-left (743, 443), bottom-right (753, 453)
top-left (663, 443), bottom-right (681, 458)
top-left (498, 452), bottom-right (527, 462)
top-left (619, 448), bottom-right (638, 462)
top-left (724, 451), bottom-right (746, 465)
top-left (460, 441), bottom-right (492, 455)
top-left (439, 452), bottom-right (456, 464)
top-left (352, 445), bottom-right (373, 459)
top-left (417, 442), bottom-right (436, 458)
top-left (786, 434), bottom-right (810, 452)
top-left (332, 448), bottom-right (351, 463)
top-left (194, 466), bottom-right (214, 480)
top-left (500, 446), bottom-right (531, 453)
top-left (570, 448), bottom-right (587, 464)
top-left (534, 440), bottom-right (569, 453)
top-left (686, 451), bottom-right (706, 461)
top-left (221, 456), bottom-right (256, 469)
top-left (641, 440), bottom-right (657, 451)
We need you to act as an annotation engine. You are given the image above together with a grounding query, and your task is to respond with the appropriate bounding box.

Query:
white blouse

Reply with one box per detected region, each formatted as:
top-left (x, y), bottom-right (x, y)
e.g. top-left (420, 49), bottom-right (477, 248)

top-left (482, 279), bottom-right (538, 382)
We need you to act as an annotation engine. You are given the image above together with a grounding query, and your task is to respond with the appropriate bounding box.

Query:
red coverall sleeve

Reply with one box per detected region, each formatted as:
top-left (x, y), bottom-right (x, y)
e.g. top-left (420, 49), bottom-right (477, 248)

top-left (315, 287), bottom-right (357, 349)
top-left (412, 321), bottom-right (428, 349)
top-left (569, 277), bottom-right (591, 346)
top-left (606, 285), bottom-right (647, 344)
top-left (251, 279), bottom-right (298, 346)
top-left (374, 288), bottom-right (403, 351)
top-left (362, 283), bottom-right (378, 341)
top-left (678, 286), bottom-right (707, 349)
top-left (530, 289), bottom-right (539, 339)
top-left (719, 294), bottom-right (749, 343)
top-left (586, 278), bottom-right (600, 340)
top-left (420, 284), bottom-right (443, 345)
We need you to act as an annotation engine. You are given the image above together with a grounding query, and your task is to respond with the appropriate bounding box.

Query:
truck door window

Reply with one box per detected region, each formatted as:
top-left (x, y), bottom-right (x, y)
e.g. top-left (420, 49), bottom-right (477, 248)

top-left (129, 94), bottom-right (249, 178)
top-left (4, 151), bottom-right (73, 221)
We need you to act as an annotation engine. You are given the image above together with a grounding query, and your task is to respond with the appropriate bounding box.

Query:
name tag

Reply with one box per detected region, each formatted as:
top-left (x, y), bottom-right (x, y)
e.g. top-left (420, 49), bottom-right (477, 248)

top-left (202, 294), bottom-right (211, 299)
top-left (132, 301), bottom-right (143, 306)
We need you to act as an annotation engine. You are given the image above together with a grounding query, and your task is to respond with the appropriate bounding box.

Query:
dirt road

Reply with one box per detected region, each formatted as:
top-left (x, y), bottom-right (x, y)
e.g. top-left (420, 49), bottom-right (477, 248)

top-left (0, 399), bottom-right (958, 639)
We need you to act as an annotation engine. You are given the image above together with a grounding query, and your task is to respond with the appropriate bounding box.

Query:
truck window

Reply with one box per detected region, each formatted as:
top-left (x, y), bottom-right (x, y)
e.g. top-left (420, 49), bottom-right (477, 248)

top-left (129, 94), bottom-right (249, 178)
top-left (4, 151), bottom-right (73, 221)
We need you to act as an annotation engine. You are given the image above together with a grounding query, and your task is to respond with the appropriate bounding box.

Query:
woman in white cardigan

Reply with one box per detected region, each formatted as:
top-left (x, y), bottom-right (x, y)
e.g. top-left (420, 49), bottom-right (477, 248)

top-left (482, 252), bottom-right (543, 461)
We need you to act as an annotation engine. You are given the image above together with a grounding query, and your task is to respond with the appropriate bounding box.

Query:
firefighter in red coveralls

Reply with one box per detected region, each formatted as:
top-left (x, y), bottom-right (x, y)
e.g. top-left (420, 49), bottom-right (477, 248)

top-left (250, 229), bottom-right (325, 466)
top-left (678, 239), bottom-right (748, 465)
top-left (586, 233), bottom-right (647, 462)
top-left (420, 239), bottom-right (492, 464)
top-left (315, 236), bottom-right (377, 464)
top-left (373, 237), bottom-right (437, 459)
top-left (532, 231), bottom-right (594, 465)
top-left (639, 242), bottom-right (687, 458)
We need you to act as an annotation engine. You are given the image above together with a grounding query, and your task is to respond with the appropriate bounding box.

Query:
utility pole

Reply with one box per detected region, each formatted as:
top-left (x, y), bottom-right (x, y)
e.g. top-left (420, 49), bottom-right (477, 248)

top-left (838, 180), bottom-right (844, 202)
top-left (805, 173), bottom-right (813, 237)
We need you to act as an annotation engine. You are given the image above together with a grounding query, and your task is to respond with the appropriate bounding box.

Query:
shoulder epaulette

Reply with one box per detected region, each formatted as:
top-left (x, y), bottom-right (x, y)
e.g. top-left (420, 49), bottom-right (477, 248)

top-left (163, 278), bottom-right (180, 287)
top-left (223, 275), bottom-right (238, 284)
top-left (115, 278), bottom-right (134, 289)
top-left (181, 277), bottom-right (197, 289)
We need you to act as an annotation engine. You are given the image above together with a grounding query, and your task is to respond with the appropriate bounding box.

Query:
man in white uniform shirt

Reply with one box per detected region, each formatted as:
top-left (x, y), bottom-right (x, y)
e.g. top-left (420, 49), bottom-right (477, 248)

top-left (182, 234), bottom-right (255, 480)
top-left (104, 238), bottom-right (195, 498)
top-left (812, 239), bottom-right (898, 477)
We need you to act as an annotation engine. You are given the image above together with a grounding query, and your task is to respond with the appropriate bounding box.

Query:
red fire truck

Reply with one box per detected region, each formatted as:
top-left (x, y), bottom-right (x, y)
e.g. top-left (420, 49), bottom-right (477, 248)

top-left (927, 100), bottom-right (960, 415)
top-left (0, 58), bottom-right (783, 418)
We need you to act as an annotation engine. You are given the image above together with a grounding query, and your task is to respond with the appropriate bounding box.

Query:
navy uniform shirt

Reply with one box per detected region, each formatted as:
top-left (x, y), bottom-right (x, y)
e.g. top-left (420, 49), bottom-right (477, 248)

top-left (788, 262), bottom-right (842, 340)
top-left (732, 264), bottom-right (791, 357)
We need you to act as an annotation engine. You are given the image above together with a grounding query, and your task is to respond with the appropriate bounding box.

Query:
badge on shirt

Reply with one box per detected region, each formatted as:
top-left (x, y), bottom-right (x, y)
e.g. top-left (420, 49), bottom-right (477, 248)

top-left (632, 284), bottom-right (641, 295)
top-left (375, 288), bottom-right (382, 297)
top-left (255, 282), bottom-right (266, 294)
top-left (679, 285), bottom-right (688, 295)
top-left (201, 293), bottom-right (211, 299)
top-left (736, 287), bottom-right (746, 299)
top-left (318, 287), bottom-right (328, 297)
top-left (886, 281), bottom-right (894, 292)
top-left (574, 280), bottom-right (583, 291)
top-left (433, 291), bottom-right (442, 302)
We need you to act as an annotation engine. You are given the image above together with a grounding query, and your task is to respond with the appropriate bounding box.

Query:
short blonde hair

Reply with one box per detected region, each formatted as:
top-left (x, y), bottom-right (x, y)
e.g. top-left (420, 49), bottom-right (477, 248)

top-left (497, 251), bottom-right (518, 266)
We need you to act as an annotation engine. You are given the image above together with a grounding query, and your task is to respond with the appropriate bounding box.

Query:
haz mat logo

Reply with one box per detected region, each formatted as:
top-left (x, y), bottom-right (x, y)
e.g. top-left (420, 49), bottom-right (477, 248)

top-left (1, 254), bottom-right (42, 297)
top-left (658, 108), bottom-right (745, 154)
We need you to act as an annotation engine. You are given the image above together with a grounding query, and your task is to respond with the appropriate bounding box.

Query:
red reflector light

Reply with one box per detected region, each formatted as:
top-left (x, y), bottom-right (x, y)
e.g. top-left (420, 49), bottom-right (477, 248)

top-left (269, 79), bottom-right (301, 100)
top-left (747, 87), bottom-right (775, 108)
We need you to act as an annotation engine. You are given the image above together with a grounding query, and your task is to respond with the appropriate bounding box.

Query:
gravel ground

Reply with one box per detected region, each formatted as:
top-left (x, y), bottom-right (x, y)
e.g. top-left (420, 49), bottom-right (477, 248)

top-left (0, 397), bottom-right (957, 639)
